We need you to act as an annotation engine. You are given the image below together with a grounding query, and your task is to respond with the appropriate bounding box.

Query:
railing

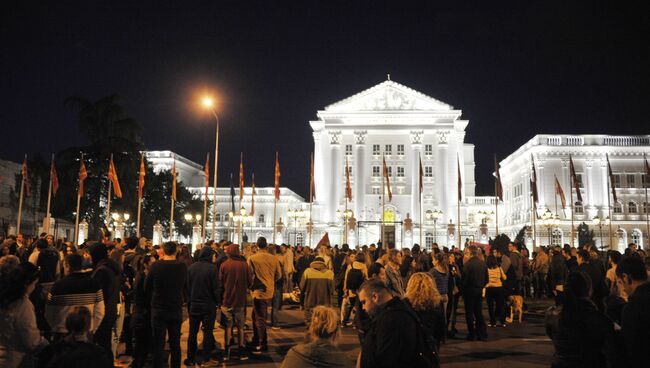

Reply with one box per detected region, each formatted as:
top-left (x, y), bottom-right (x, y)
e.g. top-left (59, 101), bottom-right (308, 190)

top-left (604, 136), bottom-right (650, 146)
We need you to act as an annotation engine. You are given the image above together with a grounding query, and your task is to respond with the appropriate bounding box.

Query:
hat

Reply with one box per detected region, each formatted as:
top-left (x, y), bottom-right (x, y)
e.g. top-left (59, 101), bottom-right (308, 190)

top-left (226, 243), bottom-right (240, 256)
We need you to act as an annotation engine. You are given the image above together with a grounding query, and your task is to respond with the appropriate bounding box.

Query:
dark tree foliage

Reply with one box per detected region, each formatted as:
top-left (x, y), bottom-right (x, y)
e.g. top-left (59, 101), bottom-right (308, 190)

top-left (577, 222), bottom-right (596, 249)
top-left (490, 233), bottom-right (512, 255)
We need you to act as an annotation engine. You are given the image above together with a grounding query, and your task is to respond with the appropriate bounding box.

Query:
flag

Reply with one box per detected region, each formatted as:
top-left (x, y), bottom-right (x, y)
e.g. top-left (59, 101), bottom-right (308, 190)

top-left (382, 156), bottom-right (392, 201)
top-left (171, 159), bottom-right (177, 201)
top-left (204, 153), bottom-right (209, 201)
top-left (310, 153), bottom-right (315, 201)
top-left (494, 154), bottom-right (503, 201)
top-left (606, 154), bottom-right (617, 202)
top-left (239, 152), bottom-right (244, 201)
top-left (419, 154), bottom-right (424, 195)
top-left (138, 153), bottom-right (145, 200)
top-left (457, 155), bottom-right (463, 201)
top-left (251, 173), bottom-right (256, 215)
top-left (108, 157), bottom-right (122, 198)
top-left (78, 156), bottom-right (88, 197)
top-left (229, 173), bottom-right (236, 212)
top-left (316, 232), bottom-right (330, 248)
top-left (645, 154), bottom-right (650, 188)
top-left (345, 157), bottom-right (352, 201)
top-left (274, 152), bottom-right (281, 200)
top-left (21, 158), bottom-right (30, 197)
top-left (569, 155), bottom-right (583, 202)
top-left (51, 160), bottom-right (59, 196)
top-left (531, 155), bottom-right (539, 204)
top-left (555, 175), bottom-right (567, 208)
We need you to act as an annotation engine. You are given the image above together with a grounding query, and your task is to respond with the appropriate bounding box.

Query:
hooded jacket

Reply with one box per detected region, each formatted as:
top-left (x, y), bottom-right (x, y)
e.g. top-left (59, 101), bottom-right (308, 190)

top-left (219, 247), bottom-right (252, 308)
top-left (299, 260), bottom-right (334, 309)
top-left (280, 339), bottom-right (350, 368)
top-left (90, 243), bottom-right (121, 319)
top-left (187, 247), bottom-right (221, 315)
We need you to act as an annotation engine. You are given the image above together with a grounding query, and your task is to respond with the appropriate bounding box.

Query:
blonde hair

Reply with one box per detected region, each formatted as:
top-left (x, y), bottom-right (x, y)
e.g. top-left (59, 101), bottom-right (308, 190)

top-left (308, 306), bottom-right (339, 342)
top-left (405, 272), bottom-right (441, 312)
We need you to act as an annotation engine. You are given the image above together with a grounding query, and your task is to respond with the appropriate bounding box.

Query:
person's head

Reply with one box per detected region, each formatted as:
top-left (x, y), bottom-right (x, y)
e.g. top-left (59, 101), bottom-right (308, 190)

top-left (616, 256), bottom-right (648, 296)
top-left (64, 254), bottom-right (83, 275)
top-left (65, 306), bottom-right (92, 337)
top-left (434, 252), bottom-right (448, 272)
top-left (0, 262), bottom-right (40, 308)
top-left (226, 243), bottom-right (240, 257)
top-left (163, 241), bottom-right (178, 257)
top-left (87, 242), bottom-right (108, 267)
top-left (354, 252), bottom-right (366, 264)
top-left (387, 249), bottom-right (402, 266)
top-left (577, 249), bottom-right (590, 265)
top-left (561, 271), bottom-right (592, 323)
top-left (608, 250), bottom-right (622, 267)
top-left (307, 306), bottom-right (340, 343)
top-left (358, 278), bottom-right (393, 316)
top-left (110, 248), bottom-right (125, 265)
top-left (467, 245), bottom-right (480, 259)
top-left (628, 243), bottom-right (638, 253)
top-left (486, 255), bottom-right (499, 269)
top-left (45, 234), bottom-right (54, 246)
top-left (0, 255), bottom-right (20, 273)
top-left (16, 233), bottom-right (23, 243)
top-left (368, 262), bottom-right (386, 282)
top-left (35, 238), bottom-right (49, 250)
top-left (257, 237), bottom-right (268, 249)
top-left (508, 242), bottom-right (517, 253)
top-left (405, 272), bottom-right (441, 312)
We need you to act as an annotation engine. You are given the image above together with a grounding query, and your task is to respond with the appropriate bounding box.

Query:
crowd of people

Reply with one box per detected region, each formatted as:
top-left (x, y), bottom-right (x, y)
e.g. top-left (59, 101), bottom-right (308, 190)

top-left (1, 231), bottom-right (649, 368)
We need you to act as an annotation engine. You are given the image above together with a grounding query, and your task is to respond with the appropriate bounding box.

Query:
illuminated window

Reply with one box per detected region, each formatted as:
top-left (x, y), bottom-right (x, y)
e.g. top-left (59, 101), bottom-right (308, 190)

top-left (425, 144), bottom-right (433, 156)
top-left (574, 202), bottom-right (584, 214)
top-left (627, 174), bottom-right (636, 188)
top-left (425, 166), bottom-right (433, 177)
top-left (345, 144), bottom-right (352, 156)
top-left (372, 166), bottom-right (380, 177)
top-left (372, 144), bottom-right (380, 155)
top-left (613, 201), bottom-right (623, 214)
top-left (385, 145), bottom-right (392, 155)
top-left (397, 144), bottom-right (404, 155)
top-left (629, 201), bottom-right (638, 214)
top-left (397, 166), bottom-right (405, 177)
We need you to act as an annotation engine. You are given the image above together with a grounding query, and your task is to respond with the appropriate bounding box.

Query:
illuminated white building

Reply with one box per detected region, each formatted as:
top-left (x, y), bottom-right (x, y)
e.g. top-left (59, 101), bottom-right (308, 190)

top-left (498, 135), bottom-right (650, 252)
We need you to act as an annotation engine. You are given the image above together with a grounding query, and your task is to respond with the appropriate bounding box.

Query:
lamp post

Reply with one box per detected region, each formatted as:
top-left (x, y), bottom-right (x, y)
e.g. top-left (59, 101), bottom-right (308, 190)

top-left (336, 208), bottom-right (354, 244)
top-left (541, 209), bottom-right (560, 246)
top-left (425, 209), bottom-right (443, 246)
top-left (184, 213), bottom-right (202, 250)
top-left (288, 208), bottom-right (306, 245)
top-left (201, 96), bottom-right (220, 242)
top-left (231, 207), bottom-right (248, 244)
top-left (111, 212), bottom-right (130, 240)
top-left (592, 216), bottom-right (610, 250)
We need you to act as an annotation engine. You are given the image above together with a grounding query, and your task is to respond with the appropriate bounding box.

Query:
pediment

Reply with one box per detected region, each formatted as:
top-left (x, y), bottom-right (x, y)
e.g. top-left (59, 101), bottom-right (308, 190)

top-left (324, 80), bottom-right (453, 112)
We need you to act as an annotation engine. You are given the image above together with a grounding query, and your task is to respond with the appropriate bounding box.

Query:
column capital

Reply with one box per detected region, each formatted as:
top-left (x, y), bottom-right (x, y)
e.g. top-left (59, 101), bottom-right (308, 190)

top-left (354, 130), bottom-right (367, 145)
top-left (410, 130), bottom-right (424, 145)
top-left (328, 130), bottom-right (342, 145)
top-left (436, 130), bottom-right (450, 144)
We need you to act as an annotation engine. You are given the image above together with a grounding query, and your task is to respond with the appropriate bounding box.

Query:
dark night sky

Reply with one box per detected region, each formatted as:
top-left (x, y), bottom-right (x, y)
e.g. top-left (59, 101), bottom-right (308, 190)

top-left (2, 1), bottom-right (649, 198)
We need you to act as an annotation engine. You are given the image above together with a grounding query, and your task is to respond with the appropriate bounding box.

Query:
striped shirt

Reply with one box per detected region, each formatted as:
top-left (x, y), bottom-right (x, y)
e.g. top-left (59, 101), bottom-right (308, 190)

top-left (45, 271), bottom-right (104, 333)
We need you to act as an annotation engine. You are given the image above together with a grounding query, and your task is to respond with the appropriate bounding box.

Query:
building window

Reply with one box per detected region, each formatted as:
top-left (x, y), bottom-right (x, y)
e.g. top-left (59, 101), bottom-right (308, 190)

top-left (626, 174), bottom-right (636, 188)
top-left (348, 166), bottom-right (353, 177)
top-left (644, 202), bottom-right (649, 214)
top-left (613, 201), bottom-right (623, 214)
top-left (345, 144), bottom-right (352, 156)
top-left (552, 229), bottom-right (563, 246)
top-left (632, 230), bottom-right (642, 246)
top-left (296, 232), bottom-right (304, 247)
top-left (574, 201), bottom-right (584, 214)
top-left (575, 174), bottom-right (584, 188)
top-left (259, 214), bottom-right (265, 224)
top-left (372, 187), bottom-right (380, 195)
top-left (387, 166), bottom-right (393, 177)
top-left (385, 144), bottom-right (392, 155)
top-left (372, 144), bottom-right (380, 155)
top-left (372, 166), bottom-right (380, 177)
top-left (514, 183), bottom-right (523, 199)
top-left (629, 201), bottom-right (638, 214)
top-left (612, 174), bottom-right (621, 188)
top-left (643, 174), bottom-right (650, 188)
top-left (425, 232), bottom-right (434, 250)
top-left (215, 213), bottom-right (221, 222)
top-left (425, 144), bottom-right (433, 156)
top-left (397, 166), bottom-right (405, 177)
top-left (397, 144), bottom-right (404, 155)
top-left (425, 166), bottom-right (433, 177)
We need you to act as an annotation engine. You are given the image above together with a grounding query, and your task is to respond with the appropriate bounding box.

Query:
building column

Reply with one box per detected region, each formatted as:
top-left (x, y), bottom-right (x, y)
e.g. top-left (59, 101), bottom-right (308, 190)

top-left (436, 130), bottom-right (450, 223)
top-left (328, 131), bottom-right (342, 224)
top-left (537, 156), bottom-right (546, 211)
top-left (410, 131), bottom-right (423, 224)
top-left (354, 131), bottom-right (367, 221)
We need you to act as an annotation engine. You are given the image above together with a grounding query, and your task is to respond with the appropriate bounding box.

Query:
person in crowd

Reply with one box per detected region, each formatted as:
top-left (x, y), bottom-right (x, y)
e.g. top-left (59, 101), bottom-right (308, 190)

top-left (399, 255), bottom-right (417, 285)
top-left (531, 247), bottom-right (549, 298)
top-left (88, 242), bottom-right (121, 363)
top-left (145, 241), bottom-right (188, 368)
top-left (507, 242), bottom-right (524, 296)
top-left (0, 260), bottom-right (48, 367)
top-left (405, 272), bottom-right (446, 350)
top-left (282, 243), bottom-right (296, 292)
top-left (545, 271), bottom-right (617, 368)
top-left (300, 256), bottom-right (335, 326)
top-left (295, 246), bottom-right (314, 303)
top-left (430, 253), bottom-right (450, 321)
top-left (333, 244), bottom-right (349, 307)
top-left (45, 253), bottom-right (105, 341)
top-left (185, 246), bottom-right (221, 366)
top-left (36, 306), bottom-right (112, 368)
top-left (317, 245), bottom-right (332, 270)
top-left (358, 278), bottom-right (420, 368)
top-left (576, 249), bottom-right (607, 312)
top-left (247, 237), bottom-right (282, 355)
top-left (563, 247), bottom-right (578, 272)
top-left (462, 245), bottom-right (488, 341)
top-left (341, 252), bottom-right (368, 327)
top-left (384, 249), bottom-right (405, 297)
top-left (280, 306), bottom-right (350, 368)
top-left (220, 243), bottom-right (252, 361)
top-left (615, 256), bottom-right (650, 367)
top-left (270, 245), bottom-right (286, 330)
top-left (549, 246), bottom-right (567, 305)
top-left (130, 254), bottom-right (154, 368)
top-left (485, 255), bottom-right (507, 327)
top-left (446, 251), bottom-right (462, 337)
top-left (31, 238), bottom-right (60, 339)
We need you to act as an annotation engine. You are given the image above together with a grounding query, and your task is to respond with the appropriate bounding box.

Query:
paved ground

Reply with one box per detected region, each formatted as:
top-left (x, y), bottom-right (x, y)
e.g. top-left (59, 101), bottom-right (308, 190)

top-left (117, 299), bottom-right (555, 367)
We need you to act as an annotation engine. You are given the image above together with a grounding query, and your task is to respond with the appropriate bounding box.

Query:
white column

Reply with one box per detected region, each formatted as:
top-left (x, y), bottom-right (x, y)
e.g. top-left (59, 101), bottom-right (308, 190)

top-left (328, 131), bottom-right (342, 223)
top-left (537, 156), bottom-right (546, 211)
top-left (436, 130), bottom-right (450, 223)
top-left (354, 131), bottom-right (367, 221)
top-left (410, 131), bottom-right (423, 224)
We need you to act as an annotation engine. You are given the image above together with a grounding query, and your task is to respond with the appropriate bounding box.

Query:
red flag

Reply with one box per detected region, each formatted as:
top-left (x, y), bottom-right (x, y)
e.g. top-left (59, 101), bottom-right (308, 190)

top-left (345, 158), bottom-right (352, 201)
top-left (494, 154), bottom-right (503, 201)
top-left (204, 153), bottom-right (209, 201)
top-left (138, 153), bottom-right (145, 200)
top-left (316, 232), bottom-right (330, 248)
top-left (78, 156), bottom-right (88, 197)
top-left (21, 158), bottom-right (30, 197)
top-left (555, 175), bottom-right (567, 209)
top-left (310, 153), bottom-right (315, 201)
top-left (171, 159), bottom-right (177, 201)
top-left (531, 155), bottom-right (539, 204)
top-left (239, 152), bottom-right (244, 201)
top-left (274, 152), bottom-right (280, 200)
top-left (606, 154), bottom-right (617, 202)
top-left (50, 160), bottom-right (59, 196)
top-left (569, 155), bottom-right (583, 202)
top-left (251, 173), bottom-right (256, 216)
top-left (457, 155), bottom-right (463, 201)
top-left (108, 157), bottom-right (122, 198)
top-left (383, 156), bottom-right (392, 201)
top-left (419, 154), bottom-right (424, 195)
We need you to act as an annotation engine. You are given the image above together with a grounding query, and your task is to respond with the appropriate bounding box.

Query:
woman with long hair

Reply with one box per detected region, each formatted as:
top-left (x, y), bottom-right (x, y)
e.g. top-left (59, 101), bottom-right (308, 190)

top-left (430, 253), bottom-right (450, 323)
top-left (545, 271), bottom-right (617, 368)
top-left (405, 272), bottom-right (446, 350)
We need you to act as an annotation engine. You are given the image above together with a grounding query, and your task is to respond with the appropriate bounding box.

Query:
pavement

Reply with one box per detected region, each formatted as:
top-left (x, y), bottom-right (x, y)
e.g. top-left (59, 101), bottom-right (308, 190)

top-left (116, 298), bottom-right (555, 367)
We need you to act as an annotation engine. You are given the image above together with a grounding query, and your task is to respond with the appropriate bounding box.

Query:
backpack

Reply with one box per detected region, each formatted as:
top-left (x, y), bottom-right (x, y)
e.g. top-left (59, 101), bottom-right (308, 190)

top-left (404, 306), bottom-right (441, 368)
top-left (345, 267), bottom-right (365, 292)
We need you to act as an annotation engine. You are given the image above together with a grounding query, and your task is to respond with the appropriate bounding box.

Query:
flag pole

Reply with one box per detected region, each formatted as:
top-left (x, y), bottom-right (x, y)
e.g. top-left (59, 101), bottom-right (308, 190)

top-left (16, 154), bottom-right (27, 235)
top-left (238, 152), bottom-right (243, 245)
top-left (170, 159), bottom-right (175, 241)
top-left (136, 153), bottom-right (144, 238)
top-left (309, 153), bottom-right (314, 248)
top-left (645, 154), bottom-right (650, 250)
top-left (136, 196), bottom-right (142, 238)
top-left (457, 156), bottom-right (461, 249)
top-left (106, 154), bottom-right (113, 229)
top-left (569, 168), bottom-right (575, 247)
top-left (494, 156), bottom-right (499, 238)
top-left (381, 154), bottom-right (385, 247)
top-left (273, 151), bottom-right (278, 244)
top-left (419, 153), bottom-right (423, 248)
top-left (73, 153), bottom-right (84, 246)
top-left (211, 115), bottom-right (220, 242)
top-left (202, 153), bottom-right (209, 245)
top-left (44, 153), bottom-right (54, 234)
top-left (607, 178), bottom-right (613, 248)
top-left (531, 193), bottom-right (537, 250)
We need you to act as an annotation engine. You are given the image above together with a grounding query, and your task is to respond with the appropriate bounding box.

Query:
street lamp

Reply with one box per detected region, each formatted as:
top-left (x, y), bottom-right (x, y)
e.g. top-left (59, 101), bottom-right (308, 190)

top-left (592, 215), bottom-right (610, 250)
top-left (288, 208), bottom-right (306, 245)
top-left (335, 208), bottom-right (354, 244)
top-left (201, 94), bottom-right (220, 242)
top-left (111, 212), bottom-right (130, 240)
top-left (541, 209), bottom-right (560, 246)
top-left (232, 207), bottom-right (249, 244)
top-left (184, 213), bottom-right (202, 250)
top-left (425, 209), bottom-right (443, 246)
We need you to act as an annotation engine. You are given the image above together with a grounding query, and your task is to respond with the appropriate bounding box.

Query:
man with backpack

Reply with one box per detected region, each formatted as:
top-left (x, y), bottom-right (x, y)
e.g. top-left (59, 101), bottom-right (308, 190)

top-left (341, 252), bottom-right (367, 326)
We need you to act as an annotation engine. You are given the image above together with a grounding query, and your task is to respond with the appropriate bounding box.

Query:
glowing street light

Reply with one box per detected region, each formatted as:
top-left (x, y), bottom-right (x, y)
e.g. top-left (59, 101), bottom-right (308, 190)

top-left (200, 93), bottom-right (221, 242)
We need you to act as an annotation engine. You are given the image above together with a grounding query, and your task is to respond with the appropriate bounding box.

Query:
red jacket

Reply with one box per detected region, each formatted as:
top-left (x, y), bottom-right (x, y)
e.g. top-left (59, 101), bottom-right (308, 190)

top-left (219, 255), bottom-right (253, 308)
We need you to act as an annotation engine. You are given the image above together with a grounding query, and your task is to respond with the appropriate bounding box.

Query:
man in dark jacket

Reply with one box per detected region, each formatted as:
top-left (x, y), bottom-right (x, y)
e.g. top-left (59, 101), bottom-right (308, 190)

top-left (462, 245), bottom-right (488, 341)
top-left (358, 278), bottom-right (418, 368)
top-left (219, 243), bottom-right (252, 359)
top-left (616, 256), bottom-right (650, 367)
top-left (185, 246), bottom-right (221, 366)
top-left (89, 242), bottom-right (121, 362)
top-left (577, 249), bottom-right (607, 312)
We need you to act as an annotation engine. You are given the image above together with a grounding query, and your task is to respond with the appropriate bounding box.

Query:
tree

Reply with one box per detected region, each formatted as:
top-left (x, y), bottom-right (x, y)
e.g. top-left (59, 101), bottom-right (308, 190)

top-left (514, 225), bottom-right (530, 245)
top-left (490, 233), bottom-right (512, 255)
top-left (577, 222), bottom-right (596, 249)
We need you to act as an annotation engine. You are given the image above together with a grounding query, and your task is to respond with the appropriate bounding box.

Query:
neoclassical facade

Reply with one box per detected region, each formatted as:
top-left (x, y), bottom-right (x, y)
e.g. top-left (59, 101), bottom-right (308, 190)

top-left (499, 135), bottom-right (650, 252)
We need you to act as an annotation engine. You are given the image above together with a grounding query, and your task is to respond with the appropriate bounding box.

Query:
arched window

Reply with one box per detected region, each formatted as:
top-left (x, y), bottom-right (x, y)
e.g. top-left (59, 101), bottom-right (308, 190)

top-left (425, 232), bottom-right (434, 250)
top-left (613, 201), bottom-right (623, 214)
top-left (628, 201), bottom-right (638, 214)
top-left (296, 233), bottom-right (304, 247)
top-left (644, 202), bottom-right (649, 214)
top-left (258, 214), bottom-right (265, 224)
top-left (632, 229), bottom-right (642, 247)
top-left (574, 202), bottom-right (584, 214)
top-left (215, 213), bottom-right (221, 222)
top-left (551, 228), bottom-right (563, 246)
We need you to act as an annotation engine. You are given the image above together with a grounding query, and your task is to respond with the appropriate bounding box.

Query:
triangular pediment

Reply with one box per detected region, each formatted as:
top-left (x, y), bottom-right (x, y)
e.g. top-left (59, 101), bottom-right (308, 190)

top-left (324, 80), bottom-right (453, 112)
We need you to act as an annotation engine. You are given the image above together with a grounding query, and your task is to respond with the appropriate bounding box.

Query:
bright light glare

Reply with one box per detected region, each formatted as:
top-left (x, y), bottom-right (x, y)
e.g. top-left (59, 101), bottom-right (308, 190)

top-left (202, 97), bottom-right (214, 108)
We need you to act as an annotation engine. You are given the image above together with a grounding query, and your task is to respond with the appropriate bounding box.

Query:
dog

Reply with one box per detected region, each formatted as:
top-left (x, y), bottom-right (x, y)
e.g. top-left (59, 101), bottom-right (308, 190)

top-left (507, 295), bottom-right (524, 323)
top-left (282, 288), bottom-right (301, 304)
